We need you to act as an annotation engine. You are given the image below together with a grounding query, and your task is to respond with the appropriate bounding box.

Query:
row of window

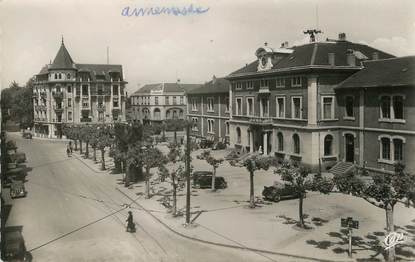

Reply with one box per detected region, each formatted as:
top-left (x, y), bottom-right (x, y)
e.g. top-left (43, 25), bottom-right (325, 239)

top-left (232, 76), bottom-right (303, 90)
top-left (190, 97), bottom-right (230, 113)
top-left (235, 96), bottom-right (305, 119)
top-left (35, 85), bottom-right (120, 96)
top-left (191, 117), bottom-right (231, 135)
top-left (132, 96), bottom-right (184, 106)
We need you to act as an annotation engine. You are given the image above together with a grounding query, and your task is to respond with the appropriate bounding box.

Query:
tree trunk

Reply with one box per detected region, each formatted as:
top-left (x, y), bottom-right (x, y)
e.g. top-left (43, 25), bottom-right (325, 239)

top-left (93, 147), bottom-right (97, 162)
top-left (386, 204), bottom-right (395, 262)
top-left (211, 167), bottom-right (216, 191)
top-left (114, 159), bottom-right (121, 173)
top-left (145, 167), bottom-right (151, 199)
top-left (174, 130), bottom-right (177, 144)
top-left (101, 149), bottom-right (106, 170)
top-left (123, 160), bottom-right (129, 187)
top-left (249, 171), bottom-right (255, 208)
top-left (79, 140), bottom-right (83, 154)
top-left (299, 194), bottom-right (305, 228)
top-left (85, 141), bottom-right (89, 158)
top-left (172, 177), bottom-right (177, 216)
top-left (74, 140), bottom-right (78, 151)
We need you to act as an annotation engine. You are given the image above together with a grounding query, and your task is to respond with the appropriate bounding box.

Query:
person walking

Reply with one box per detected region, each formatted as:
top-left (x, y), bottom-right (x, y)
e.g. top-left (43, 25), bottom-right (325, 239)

top-left (126, 211), bottom-right (135, 232)
top-left (66, 146), bottom-right (71, 157)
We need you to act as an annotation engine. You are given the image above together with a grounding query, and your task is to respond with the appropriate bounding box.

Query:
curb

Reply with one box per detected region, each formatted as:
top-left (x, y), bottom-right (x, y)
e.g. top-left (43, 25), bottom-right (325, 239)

top-left (32, 137), bottom-right (71, 142)
top-left (116, 188), bottom-right (354, 262)
top-left (72, 152), bottom-right (109, 174)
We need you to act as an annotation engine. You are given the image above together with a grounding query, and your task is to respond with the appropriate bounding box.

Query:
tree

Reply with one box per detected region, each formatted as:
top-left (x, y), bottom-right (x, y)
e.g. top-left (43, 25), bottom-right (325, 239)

top-left (242, 154), bottom-right (275, 208)
top-left (81, 125), bottom-right (94, 158)
top-left (165, 119), bottom-right (185, 143)
top-left (90, 127), bottom-right (99, 162)
top-left (334, 163), bottom-right (415, 262)
top-left (199, 150), bottom-right (224, 191)
top-left (1, 80), bottom-right (34, 129)
top-left (141, 147), bottom-right (166, 198)
top-left (97, 125), bottom-right (113, 170)
top-left (159, 142), bottom-right (186, 216)
top-left (275, 161), bottom-right (333, 228)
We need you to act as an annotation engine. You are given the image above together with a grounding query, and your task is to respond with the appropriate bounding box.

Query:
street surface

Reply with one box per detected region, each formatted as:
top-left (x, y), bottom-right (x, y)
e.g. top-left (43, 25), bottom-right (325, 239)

top-left (4, 133), bottom-right (288, 262)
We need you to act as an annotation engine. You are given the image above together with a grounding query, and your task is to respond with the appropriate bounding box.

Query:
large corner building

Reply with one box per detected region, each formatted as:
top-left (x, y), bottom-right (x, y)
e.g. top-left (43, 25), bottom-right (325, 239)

top-left (225, 33), bottom-right (415, 174)
top-left (33, 39), bottom-right (127, 138)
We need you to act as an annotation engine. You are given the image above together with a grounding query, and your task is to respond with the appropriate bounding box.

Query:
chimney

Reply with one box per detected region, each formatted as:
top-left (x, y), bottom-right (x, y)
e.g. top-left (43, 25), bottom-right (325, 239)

top-left (346, 49), bottom-right (356, 66)
top-left (372, 52), bottom-right (379, 60)
top-left (212, 75), bottom-right (217, 84)
top-left (338, 33), bottom-right (346, 41)
top-left (280, 41), bottom-right (289, 48)
top-left (328, 53), bottom-right (335, 66)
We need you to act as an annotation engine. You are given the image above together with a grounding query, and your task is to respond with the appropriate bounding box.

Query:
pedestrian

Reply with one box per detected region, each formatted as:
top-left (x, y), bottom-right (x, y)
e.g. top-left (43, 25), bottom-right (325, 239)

top-left (69, 141), bottom-right (73, 154)
top-left (66, 146), bottom-right (71, 157)
top-left (126, 211), bottom-right (135, 232)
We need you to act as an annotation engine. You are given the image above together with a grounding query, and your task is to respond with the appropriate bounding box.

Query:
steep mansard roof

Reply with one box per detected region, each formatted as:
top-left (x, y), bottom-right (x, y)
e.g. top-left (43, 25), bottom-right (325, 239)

top-left (336, 56), bottom-right (415, 89)
top-left (131, 83), bottom-right (202, 95)
top-left (228, 41), bottom-right (395, 77)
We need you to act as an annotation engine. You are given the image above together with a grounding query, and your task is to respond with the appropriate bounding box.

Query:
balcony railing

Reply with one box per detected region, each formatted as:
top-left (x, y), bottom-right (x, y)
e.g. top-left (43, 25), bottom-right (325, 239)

top-left (259, 86), bottom-right (270, 94)
top-left (248, 116), bottom-right (273, 125)
top-left (53, 106), bottom-right (64, 113)
top-left (52, 91), bottom-right (64, 100)
top-left (80, 118), bottom-right (92, 122)
top-left (97, 104), bottom-right (105, 112)
top-left (35, 105), bottom-right (47, 111)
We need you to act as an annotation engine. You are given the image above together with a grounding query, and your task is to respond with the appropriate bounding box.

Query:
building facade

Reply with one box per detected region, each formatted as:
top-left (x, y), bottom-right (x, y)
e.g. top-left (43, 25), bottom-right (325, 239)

top-left (33, 39), bottom-right (127, 138)
top-left (335, 56), bottom-right (415, 174)
top-left (186, 76), bottom-right (230, 142)
top-left (130, 82), bottom-right (201, 124)
top-left (225, 33), bottom-right (398, 172)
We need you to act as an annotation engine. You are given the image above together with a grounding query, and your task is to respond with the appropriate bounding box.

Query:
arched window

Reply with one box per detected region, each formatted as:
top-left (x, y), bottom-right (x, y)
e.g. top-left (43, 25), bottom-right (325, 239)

top-left (293, 134), bottom-right (300, 154)
top-left (154, 108), bottom-right (161, 120)
top-left (236, 127), bottom-right (241, 144)
top-left (179, 110), bottom-right (183, 118)
top-left (324, 135), bottom-right (333, 156)
top-left (393, 138), bottom-right (403, 161)
top-left (381, 137), bottom-right (390, 160)
top-left (277, 132), bottom-right (284, 152)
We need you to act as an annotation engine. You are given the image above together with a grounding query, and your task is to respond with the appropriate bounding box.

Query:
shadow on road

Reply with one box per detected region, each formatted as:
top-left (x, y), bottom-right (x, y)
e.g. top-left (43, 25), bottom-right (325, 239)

top-left (305, 221), bottom-right (415, 261)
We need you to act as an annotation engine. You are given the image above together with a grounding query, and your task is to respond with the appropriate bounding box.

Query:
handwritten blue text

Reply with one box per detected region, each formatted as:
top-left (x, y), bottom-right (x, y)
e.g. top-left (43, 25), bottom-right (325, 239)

top-left (121, 5), bottom-right (210, 17)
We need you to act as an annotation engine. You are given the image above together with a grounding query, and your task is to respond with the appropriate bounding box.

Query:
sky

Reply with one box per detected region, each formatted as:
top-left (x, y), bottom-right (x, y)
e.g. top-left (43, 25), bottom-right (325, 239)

top-left (1, 0), bottom-right (415, 94)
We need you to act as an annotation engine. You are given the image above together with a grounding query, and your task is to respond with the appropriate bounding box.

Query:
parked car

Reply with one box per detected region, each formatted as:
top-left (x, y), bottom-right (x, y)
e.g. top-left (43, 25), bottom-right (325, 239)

top-left (200, 138), bottom-right (214, 149)
top-left (4, 229), bottom-right (27, 261)
top-left (8, 152), bottom-right (27, 164)
top-left (22, 130), bottom-right (32, 139)
top-left (10, 181), bottom-right (26, 198)
top-left (192, 171), bottom-right (227, 189)
top-left (262, 181), bottom-right (304, 202)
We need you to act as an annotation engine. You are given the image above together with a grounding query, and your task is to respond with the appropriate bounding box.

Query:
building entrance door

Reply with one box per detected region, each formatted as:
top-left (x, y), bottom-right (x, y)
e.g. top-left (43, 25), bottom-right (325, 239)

top-left (345, 134), bottom-right (354, 162)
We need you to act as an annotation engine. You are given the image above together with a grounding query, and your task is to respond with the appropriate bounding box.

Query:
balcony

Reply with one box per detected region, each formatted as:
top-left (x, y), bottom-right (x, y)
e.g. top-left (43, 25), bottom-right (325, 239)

top-left (52, 91), bottom-right (64, 100)
top-left (248, 116), bottom-right (273, 125)
top-left (80, 118), bottom-right (92, 122)
top-left (97, 104), bottom-right (105, 112)
top-left (40, 92), bottom-right (47, 99)
top-left (53, 106), bottom-right (64, 114)
top-left (35, 105), bottom-right (47, 111)
top-left (258, 86), bottom-right (270, 94)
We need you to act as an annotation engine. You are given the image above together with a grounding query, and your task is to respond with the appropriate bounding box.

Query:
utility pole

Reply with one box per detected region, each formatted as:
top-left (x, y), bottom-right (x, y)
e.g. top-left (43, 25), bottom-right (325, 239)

top-left (185, 122), bottom-right (191, 224)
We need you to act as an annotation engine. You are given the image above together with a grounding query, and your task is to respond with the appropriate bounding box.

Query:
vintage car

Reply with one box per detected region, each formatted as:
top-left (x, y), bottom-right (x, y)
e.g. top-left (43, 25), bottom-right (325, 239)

top-left (262, 181), bottom-right (304, 202)
top-left (192, 171), bottom-right (227, 189)
top-left (22, 130), bottom-right (32, 139)
top-left (4, 229), bottom-right (27, 261)
top-left (10, 181), bottom-right (26, 198)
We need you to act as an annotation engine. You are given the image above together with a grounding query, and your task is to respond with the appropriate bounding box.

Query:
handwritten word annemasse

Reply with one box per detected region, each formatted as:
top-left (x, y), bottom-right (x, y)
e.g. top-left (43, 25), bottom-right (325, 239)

top-left (121, 5), bottom-right (210, 17)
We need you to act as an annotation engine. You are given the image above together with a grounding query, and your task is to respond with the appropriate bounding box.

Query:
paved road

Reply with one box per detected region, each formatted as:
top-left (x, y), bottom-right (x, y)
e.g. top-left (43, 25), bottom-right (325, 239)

top-left (4, 133), bottom-right (295, 262)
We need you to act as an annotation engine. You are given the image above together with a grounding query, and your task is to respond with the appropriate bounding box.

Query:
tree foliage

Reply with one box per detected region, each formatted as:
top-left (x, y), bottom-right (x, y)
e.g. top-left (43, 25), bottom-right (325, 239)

top-left (1, 80), bottom-right (34, 128)
top-left (275, 161), bottom-right (333, 228)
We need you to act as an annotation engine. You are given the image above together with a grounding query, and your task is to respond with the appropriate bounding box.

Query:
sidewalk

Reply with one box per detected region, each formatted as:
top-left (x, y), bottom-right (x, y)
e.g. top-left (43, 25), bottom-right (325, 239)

top-left (73, 147), bottom-right (415, 262)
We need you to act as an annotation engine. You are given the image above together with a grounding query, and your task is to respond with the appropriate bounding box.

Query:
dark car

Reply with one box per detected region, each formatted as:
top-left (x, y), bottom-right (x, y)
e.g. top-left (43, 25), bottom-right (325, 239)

top-left (4, 230), bottom-right (27, 261)
top-left (200, 138), bottom-right (214, 149)
top-left (10, 181), bottom-right (26, 198)
top-left (22, 130), bottom-right (32, 139)
top-left (9, 152), bottom-right (27, 164)
top-left (262, 181), bottom-right (304, 202)
top-left (192, 171), bottom-right (227, 189)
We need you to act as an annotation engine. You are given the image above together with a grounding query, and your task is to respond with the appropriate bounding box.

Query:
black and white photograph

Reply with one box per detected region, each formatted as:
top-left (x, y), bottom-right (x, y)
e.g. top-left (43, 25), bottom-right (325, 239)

top-left (0, 0), bottom-right (415, 261)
